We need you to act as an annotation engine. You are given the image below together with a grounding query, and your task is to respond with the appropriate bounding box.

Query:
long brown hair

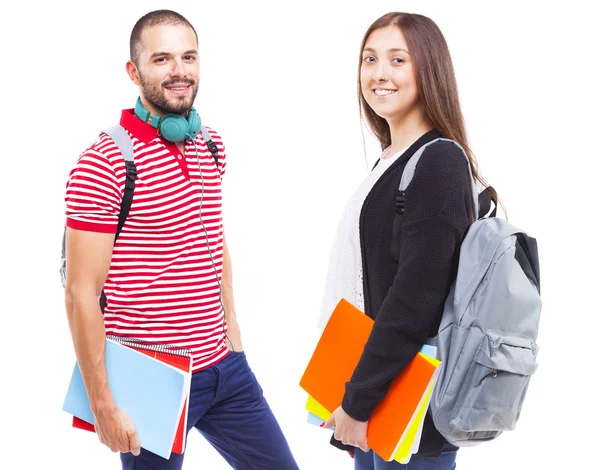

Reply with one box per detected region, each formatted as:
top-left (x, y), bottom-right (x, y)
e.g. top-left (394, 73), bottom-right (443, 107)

top-left (358, 12), bottom-right (503, 217)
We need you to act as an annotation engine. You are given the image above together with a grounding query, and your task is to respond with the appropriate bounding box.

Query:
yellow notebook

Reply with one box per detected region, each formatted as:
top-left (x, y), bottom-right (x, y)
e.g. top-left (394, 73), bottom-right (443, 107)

top-left (394, 353), bottom-right (440, 463)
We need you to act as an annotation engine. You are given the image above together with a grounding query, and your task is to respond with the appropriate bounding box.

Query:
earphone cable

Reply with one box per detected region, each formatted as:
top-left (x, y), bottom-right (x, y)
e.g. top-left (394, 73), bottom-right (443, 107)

top-left (189, 136), bottom-right (234, 352)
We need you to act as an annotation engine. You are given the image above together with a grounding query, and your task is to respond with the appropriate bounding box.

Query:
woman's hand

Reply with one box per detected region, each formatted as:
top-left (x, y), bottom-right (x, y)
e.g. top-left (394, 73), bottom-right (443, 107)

top-left (322, 406), bottom-right (370, 453)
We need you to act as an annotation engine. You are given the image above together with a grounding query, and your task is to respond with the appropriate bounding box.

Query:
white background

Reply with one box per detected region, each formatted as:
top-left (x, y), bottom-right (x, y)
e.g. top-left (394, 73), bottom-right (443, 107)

top-left (1, 0), bottom-right (598, 468)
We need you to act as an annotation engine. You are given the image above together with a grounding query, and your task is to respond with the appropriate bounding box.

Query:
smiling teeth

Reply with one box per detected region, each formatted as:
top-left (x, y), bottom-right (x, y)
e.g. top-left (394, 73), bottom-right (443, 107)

top-left (375, 89), bottom-right (396, 96)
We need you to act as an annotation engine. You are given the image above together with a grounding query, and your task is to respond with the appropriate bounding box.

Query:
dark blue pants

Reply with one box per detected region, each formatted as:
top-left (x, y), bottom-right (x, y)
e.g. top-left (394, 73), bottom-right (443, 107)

top-left (121, 351), bottom-right (299, 469)
top-left (354, 441), bottom-right (458, 470)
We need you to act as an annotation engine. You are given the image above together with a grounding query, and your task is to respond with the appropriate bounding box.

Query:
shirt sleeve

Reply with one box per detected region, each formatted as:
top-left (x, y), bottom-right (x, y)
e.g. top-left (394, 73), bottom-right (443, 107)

top-left (341, 142), bottom-right (474, 421)
top-left (65, 144), bottom-right (122, 234)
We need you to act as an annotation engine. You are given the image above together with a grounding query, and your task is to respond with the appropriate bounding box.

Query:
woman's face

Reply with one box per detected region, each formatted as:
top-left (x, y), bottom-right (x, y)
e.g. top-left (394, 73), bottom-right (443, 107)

top-left (360, 25), bottom-right (420, 123)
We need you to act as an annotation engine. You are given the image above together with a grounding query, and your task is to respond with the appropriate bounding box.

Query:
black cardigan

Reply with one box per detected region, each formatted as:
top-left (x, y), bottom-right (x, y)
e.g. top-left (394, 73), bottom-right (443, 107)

top-left (333, 129), bottom-right (473, 457)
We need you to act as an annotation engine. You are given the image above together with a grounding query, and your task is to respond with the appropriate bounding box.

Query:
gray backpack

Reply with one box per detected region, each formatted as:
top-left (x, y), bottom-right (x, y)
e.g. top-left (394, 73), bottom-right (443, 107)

top-left (392, 138), bottom-right (541, 447)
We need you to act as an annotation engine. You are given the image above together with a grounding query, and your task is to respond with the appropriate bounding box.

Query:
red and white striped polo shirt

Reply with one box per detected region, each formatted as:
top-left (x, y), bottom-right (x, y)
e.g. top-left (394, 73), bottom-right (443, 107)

top-left (65, 109), bottom-right (229, 372)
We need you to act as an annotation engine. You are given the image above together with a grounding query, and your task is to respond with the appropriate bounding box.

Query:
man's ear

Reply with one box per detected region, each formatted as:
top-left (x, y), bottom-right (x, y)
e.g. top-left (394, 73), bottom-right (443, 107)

top-left (126, 60), bottom-right (141, 85)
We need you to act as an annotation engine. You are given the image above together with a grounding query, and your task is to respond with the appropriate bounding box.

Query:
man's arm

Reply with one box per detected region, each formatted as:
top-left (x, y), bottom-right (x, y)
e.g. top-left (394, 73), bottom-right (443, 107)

top-left (221, 230), bottom-right (243, 352)
top-left (64, 227), bottom-right (140, 455)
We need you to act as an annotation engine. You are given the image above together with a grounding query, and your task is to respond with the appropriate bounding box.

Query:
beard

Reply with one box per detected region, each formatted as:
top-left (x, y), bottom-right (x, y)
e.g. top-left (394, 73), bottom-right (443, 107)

top-left (139, 72), bottom-right (199, 115)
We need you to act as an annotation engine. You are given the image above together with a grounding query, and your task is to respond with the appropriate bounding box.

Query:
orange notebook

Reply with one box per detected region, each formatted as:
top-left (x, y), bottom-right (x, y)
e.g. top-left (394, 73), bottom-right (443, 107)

top-left (72, 337), bottom-right (191, 455)
top-left (299, 298), bottom-right (438, 461)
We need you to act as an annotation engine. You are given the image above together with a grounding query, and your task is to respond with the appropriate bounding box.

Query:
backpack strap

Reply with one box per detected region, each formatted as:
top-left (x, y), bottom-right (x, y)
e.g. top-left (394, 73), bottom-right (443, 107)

top-left (103, 125), bottom-right (137, 242)
top-left (99, 125), bottom-right (136, 312)
top-left (200, 126), bottom-right (219, 169)
top-left (390, 138), bottom-right (480, 262)
top-left (477, 186), bottom-right (498, 218)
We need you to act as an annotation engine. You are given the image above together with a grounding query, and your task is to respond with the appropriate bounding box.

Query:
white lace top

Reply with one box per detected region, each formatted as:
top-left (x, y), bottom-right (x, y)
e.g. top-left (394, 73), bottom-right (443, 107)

top-left (317, 146), bottom-right (409, 330)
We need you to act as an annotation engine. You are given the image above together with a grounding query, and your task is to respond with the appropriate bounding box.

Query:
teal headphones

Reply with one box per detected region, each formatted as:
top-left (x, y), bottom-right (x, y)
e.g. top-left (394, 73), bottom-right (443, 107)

top-left (134, 97), bottom-right (201, 142)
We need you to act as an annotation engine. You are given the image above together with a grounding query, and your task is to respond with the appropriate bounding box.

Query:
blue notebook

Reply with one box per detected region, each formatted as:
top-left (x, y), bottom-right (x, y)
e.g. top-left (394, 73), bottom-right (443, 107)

top-left (63, 338), bottom-right (190, 459)
top-left (307, 411), bottom-right (335, 430)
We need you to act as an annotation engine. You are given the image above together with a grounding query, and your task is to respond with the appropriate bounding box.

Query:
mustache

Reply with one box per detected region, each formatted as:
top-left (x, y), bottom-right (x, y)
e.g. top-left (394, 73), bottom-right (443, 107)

top-left (162, 78), bottom-right (195, 87)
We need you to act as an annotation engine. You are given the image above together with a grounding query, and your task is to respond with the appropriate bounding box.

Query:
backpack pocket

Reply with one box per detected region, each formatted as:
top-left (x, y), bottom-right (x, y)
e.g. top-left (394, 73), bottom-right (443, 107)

top-left (449, 330), bottom-right (538, 433)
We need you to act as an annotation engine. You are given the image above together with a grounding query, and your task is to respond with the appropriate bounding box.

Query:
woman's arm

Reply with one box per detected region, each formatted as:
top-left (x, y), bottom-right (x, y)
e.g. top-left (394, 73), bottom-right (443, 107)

top-left (342, 142), bottom-right (473, 421)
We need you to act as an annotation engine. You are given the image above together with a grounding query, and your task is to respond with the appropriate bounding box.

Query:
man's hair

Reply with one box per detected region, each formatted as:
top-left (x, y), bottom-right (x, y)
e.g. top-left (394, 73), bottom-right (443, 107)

top-left (130, 9), bottom-right (198, 66)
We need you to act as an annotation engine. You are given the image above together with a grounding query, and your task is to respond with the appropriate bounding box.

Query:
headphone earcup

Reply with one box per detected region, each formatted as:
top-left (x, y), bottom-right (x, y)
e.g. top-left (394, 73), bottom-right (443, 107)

top-left (158, 114), bottom-right (188, 142)
top-left (186, 107), bottom-right (201, 139)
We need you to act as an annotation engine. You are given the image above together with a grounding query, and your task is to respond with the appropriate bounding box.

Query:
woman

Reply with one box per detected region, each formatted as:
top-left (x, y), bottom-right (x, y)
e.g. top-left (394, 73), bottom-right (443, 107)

top-left (319, 12), bottom-right (499, 469)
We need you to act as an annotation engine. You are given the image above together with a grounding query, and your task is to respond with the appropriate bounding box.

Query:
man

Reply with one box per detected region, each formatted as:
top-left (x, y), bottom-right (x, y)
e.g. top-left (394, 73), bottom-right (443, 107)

top-left (63, 9), bottom-right (298, 470)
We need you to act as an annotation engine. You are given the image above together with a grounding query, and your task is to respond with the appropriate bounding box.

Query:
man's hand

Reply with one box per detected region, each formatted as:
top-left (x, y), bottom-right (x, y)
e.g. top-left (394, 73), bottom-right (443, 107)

top-left (94, 403), bottom-right (141, 456)
top-left (322, 406), bottom-right (370, 453)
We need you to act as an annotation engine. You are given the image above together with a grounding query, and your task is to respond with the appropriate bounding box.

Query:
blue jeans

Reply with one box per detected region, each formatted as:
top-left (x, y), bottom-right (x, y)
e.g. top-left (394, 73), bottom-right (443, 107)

top-left (354, 441), bottom-right (458, 470)
top-left (120, 351), bottom-right (299, 469)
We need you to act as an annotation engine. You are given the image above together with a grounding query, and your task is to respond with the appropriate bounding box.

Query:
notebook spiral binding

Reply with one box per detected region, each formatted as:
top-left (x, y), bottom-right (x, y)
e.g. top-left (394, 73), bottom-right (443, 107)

top-left (107, 335), bottom-right (192, 358)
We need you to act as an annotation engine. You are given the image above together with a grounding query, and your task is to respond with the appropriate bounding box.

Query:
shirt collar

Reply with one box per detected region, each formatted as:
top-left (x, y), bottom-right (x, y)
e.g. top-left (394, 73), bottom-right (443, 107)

top-left (120, 108), bottom-right (160, 143)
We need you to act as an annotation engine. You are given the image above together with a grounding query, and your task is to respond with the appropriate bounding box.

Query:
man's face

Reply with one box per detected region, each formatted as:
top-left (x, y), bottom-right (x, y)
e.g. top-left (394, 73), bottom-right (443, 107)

top-left (135, 24), bottom-right (199, 115)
